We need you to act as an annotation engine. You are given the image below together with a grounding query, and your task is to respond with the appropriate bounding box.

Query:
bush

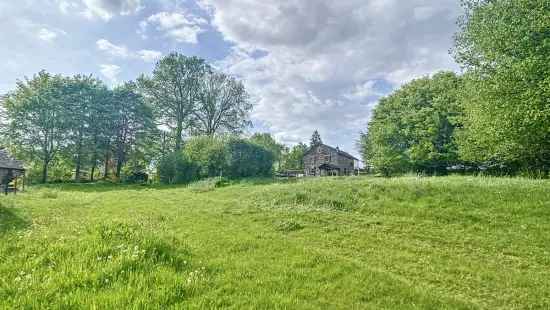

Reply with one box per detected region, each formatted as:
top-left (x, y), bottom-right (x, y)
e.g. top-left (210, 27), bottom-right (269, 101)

top-left (183, 136), bottom-right (228, 178)
top-left (225, 138), bottom-right (274, 178)
top-left (157, 152), bottom-right (199, 184)
top-left (157, 137), bottom-right (275, 184)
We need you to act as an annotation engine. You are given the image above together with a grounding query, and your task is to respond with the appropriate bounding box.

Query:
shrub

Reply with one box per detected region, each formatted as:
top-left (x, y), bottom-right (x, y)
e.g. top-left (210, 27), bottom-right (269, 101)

top-left (225, 138), bottom-right (274, 178)
top-left (157, 152), bottom-right (199, 184)
top-left (183, 136), bottom-right (228, 178)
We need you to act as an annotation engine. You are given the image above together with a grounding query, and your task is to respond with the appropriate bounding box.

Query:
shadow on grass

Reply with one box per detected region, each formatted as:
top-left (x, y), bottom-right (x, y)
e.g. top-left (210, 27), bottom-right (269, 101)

top-left (0, 205), bottom-right (29, 235)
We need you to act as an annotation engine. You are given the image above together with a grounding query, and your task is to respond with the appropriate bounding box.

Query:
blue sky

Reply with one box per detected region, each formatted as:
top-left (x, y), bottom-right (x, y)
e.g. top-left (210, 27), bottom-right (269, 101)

top-left (0, 0), bottom-right (462, 157)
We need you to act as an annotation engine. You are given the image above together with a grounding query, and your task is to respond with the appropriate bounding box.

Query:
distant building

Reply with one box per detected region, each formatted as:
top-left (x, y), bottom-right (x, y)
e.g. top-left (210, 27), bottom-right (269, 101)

top-left (0, 148), bottom-right (25, 194)
top-left (303, 144), bottom-right (358, 176)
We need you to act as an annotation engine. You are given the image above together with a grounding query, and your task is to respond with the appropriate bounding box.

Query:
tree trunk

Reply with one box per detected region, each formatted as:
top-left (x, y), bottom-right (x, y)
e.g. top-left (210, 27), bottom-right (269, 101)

top-left (103, 152), bottom-right (110, 179)
top-left (75, 129), bottom-right (83, 182)
top-left (175, 122), bottom-right (183, 151)
top-left (116, 157), bottom-right (123, 179)
top-left (90, 165), bottom-right (96, 182)
top-left (75, 156), bottom-right (81, 182)
top-left (41, 160), bottom-right (48, 183)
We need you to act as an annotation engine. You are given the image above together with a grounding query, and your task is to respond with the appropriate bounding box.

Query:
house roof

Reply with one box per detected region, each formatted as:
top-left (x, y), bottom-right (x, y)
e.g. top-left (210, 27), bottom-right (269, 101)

top-left (0, 148), bottom-right (25, 170)
top-left (304, 143), bottom-right (359, 161)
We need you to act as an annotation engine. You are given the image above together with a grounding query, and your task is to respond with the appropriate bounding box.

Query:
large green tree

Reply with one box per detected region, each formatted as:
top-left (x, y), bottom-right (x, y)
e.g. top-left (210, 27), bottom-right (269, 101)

top-left (362, 72), bottom-right (463, 175)
top-left (63, 75), bottom-right (109, 181)
top-left (3, 71), bottom-right (68, 183)
top-left (454, 0), bottom-right (550, 173)
top-left (111, 82), bottom-right (154, 179)
top-left (138, 53), bottom-right (210, 151)
top-left (191, 71), bottom-right (252, 136)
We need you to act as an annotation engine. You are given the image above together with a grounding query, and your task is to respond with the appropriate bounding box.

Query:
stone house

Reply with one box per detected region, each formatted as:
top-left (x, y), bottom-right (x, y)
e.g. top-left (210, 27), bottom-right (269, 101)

top-left (303, 144), bottom-right (358, 176)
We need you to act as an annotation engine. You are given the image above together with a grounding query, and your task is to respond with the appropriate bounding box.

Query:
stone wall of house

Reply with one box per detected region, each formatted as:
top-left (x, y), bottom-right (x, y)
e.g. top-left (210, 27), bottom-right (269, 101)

top-left (303, 145), bottom-right (355, 176)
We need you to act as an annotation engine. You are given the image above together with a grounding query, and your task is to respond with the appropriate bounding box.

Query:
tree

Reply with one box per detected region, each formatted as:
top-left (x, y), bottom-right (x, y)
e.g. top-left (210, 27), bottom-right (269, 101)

top-left (249, 133), bottom-right (285, 171)
top-left (361, 72), bottom-right (463, 175)
top-left (281, 142), bottom-right (308, 171)
top-left (138, 53), bottom-right (210, 151)
top-left (183, 135), bottom-right (228, 178)
top-left (111, 82), bottom-right (154, 179)
top-left (63, 75), bottom-right (108, 182)
top-left (3, 71), bottom-right (68, 183)
top-left (310, 130), bottom-right (322, 146)
top-left (225, 138), bottom-right (274, 178)
top-left (191, 71), bottom-right (252, 136)
top-left (453, 0), bottom-right (550, 174)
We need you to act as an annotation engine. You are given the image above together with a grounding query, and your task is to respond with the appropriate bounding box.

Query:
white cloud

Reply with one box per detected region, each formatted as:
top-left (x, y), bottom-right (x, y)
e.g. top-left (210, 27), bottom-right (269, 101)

top-left (96, 39), bottom-right (161, 62)
top-left (58, 1), bottom-right (78, 14)
top-left (99, 64), bottom-right (121, 82)
top-left (57, 0), bottom-right (143, 21)
top-left (16, 20), bottom-right (67, 44)
top-left (202, 0), bottom-right (461, 154)
top-left (37, 28), bottom-right (59, 42)
top-left (96, 39), bottom-right (129, 57)
top-left (141, 11), bottom-right (207, 44)
top-left (137, 49), bottom-right (162, 63)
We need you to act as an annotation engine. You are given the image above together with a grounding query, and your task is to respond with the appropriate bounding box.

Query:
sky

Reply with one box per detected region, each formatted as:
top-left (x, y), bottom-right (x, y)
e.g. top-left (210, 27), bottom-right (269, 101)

top-left (0, 0), bottom-right (462, 157)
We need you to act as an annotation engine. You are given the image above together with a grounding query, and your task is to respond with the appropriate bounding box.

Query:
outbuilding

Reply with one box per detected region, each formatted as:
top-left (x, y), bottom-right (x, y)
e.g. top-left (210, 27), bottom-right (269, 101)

top-left (0, 148), bottom-right (25, 194)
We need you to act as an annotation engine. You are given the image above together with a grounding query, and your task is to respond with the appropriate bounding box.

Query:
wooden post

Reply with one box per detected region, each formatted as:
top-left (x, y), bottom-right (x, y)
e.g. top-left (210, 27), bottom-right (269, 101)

top-left (14, 176), bottom-right (17, 195)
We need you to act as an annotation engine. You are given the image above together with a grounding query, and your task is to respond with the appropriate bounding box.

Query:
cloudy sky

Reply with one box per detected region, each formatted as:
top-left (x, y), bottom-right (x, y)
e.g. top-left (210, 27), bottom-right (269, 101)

top-left (0, 0), bottom-right (462, 156)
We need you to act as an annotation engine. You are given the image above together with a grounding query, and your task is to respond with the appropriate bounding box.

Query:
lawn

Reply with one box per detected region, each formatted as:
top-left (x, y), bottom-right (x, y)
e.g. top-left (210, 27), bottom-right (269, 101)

top-left (1, 176), bottom-right (549, 309)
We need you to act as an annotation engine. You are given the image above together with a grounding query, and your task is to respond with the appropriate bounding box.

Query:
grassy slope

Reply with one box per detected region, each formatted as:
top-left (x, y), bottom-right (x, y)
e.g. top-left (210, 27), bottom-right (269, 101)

top-left (1, 176), bottom-right (549, 309)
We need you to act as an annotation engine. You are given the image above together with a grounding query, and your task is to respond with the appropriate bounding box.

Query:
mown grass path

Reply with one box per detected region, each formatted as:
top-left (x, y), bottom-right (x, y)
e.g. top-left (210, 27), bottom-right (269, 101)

top-left (1, 176), bottom-right (549, 309)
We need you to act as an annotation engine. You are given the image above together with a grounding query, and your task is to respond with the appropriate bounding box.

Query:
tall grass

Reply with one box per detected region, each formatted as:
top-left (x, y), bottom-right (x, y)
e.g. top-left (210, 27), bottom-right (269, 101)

top-left (1, 176), bottom-right (549, 308)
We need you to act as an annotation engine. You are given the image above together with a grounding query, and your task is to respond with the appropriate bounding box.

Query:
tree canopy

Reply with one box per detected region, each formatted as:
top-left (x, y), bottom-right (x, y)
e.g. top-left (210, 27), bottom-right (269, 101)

top-left (361, 72), bottom-right (463, 175)
top-left (361, 0), bottom-right (549, 177)
top-left (453, 0), bottom-right (550, 173)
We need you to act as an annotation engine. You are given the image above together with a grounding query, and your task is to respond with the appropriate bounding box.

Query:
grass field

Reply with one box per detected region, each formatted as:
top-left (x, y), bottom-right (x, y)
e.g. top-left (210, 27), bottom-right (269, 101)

top-left (1, 176), bottom-right (549, 309)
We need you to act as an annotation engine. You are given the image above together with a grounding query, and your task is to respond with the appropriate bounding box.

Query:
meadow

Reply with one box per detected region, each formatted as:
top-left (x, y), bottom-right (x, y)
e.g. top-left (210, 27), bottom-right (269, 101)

top-left (1, 176), bottom-right (549, 309)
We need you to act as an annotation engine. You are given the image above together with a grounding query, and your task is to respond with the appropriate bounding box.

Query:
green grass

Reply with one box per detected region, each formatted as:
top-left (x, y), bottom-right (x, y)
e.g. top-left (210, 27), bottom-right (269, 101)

top-left (1, 176), bottom-right (550, 309)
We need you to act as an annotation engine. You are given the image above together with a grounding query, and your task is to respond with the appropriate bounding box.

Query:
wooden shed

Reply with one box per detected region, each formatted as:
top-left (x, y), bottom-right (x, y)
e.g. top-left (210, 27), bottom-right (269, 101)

top-left (0, 148), bottom-right (25, 194)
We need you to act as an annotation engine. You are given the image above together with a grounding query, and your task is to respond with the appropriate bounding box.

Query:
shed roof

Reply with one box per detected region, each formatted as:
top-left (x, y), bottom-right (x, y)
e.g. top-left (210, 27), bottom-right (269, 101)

top-left (0, 148), bottom-right (25, 170)
top-left (304, 143), bottom-right (359, 161)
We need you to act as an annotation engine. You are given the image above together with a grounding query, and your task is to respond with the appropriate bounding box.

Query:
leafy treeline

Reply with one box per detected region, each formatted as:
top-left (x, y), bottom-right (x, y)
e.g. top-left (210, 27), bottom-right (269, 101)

top-left (2, 72), bottom-right (154, 183)
top-left (158, 136), bottom-right (274, 184)
top-left (0, 53), bottom-right (257, 183)
top-left (157, 133), bottom-right (311, 184)
top-left (0, 51), bottom-right (314, 183)
top-left (361, 0), bottom-right (549, 176)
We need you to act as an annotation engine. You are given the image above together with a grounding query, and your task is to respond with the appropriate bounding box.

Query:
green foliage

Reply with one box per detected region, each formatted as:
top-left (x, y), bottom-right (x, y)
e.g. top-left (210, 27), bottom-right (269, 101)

top-left (157, 152), bottom-right (199, 184)
top-left (138, 53), bottom-right (252, 150)
top-left (138, 53), bottom-right (209, 151)
top-left (225, 138), bottom-right (274, 178)
top-left (362, 72), bottom-right (463, 175)
top-left (249, 133), bottom-right (285, 170)
top-left (183, 136), bottom-right (228, 178)
top-left (453, 0), bottom-right (550, 174)
top-left (158, 136), bottom-right (274, 183)
top-left (2, 72), bottom-right (155, 183)
top-left (2, 176), bottom-right (550, 308)
top-left (281, 142), bottom-right (308, 171)
top-left (3, 71), bottom-right (68, 183)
